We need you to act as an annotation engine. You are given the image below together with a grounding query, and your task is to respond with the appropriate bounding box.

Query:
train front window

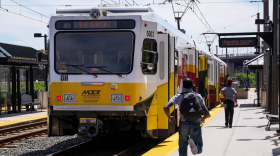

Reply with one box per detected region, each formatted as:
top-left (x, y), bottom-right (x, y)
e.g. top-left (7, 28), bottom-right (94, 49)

top-left (55, 32), bottom-right (134, 74)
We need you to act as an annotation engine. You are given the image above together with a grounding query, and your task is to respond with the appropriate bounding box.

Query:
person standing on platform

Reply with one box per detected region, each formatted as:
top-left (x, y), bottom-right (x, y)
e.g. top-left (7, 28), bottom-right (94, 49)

top-left (221, 79), bottom-right (237, 128)
top-left (163, 78), bottom-right (210, 156)
top-left (231, 77), bottom-right (239, 107)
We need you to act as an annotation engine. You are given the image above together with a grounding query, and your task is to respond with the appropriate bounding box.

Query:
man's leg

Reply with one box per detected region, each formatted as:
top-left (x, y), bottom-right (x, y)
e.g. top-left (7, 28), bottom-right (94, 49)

top-left (224, 106), bottom-right (229, 126)
top-left (179, 121), bottom-right (190, 156)
top-left (190, 122), bottom-right (203, 154)
top-left (229, 101), bottom-right (234, 127)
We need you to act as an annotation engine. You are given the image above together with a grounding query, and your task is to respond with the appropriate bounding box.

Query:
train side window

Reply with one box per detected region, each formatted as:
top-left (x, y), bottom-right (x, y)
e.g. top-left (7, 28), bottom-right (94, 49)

top-left (210, 64), bottom-right (213, 81)
top-left (175, 51), bottom-right (178, 76)
top-left (141, 39), bottom-right (157, 75)
top-left (159, 41), bottom-right (165, 80)
top-left (184, 54), bottom-right (188, 61)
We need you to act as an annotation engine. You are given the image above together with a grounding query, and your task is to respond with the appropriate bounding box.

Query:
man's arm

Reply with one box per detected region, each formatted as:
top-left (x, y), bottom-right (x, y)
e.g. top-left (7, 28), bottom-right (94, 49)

top-left (201, 106), bottom-right (210, 122)
top-left (221, 90), bottom-right (225, 98)
top-left (163, 102), bottom-right (175, 122)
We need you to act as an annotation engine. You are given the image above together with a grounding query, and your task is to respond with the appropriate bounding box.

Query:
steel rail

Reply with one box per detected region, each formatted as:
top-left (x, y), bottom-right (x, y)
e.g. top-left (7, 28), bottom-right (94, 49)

top-left (114, 140), bottom-right (151, 156)
top-left (47, 140), bottom-right (92, 156)
top-left (0, 120), bottom-right (47, 134)
top-left (0, 128), bottom-right (47, 145)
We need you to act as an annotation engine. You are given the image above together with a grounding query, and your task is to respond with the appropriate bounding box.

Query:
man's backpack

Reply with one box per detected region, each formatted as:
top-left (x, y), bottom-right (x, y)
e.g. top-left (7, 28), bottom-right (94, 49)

top-left (179, 92), bottom-right (203, 122)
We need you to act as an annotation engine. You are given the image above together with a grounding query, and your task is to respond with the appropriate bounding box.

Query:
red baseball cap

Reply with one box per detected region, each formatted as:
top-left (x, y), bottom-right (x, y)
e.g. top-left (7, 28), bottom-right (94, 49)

top-left (227, 79), bottom-right (232, 86)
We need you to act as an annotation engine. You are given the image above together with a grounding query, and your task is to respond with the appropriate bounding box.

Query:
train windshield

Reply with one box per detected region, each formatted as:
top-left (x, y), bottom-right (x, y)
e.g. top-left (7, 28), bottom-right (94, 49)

top-left (55, 32), bottom-right (134, 74)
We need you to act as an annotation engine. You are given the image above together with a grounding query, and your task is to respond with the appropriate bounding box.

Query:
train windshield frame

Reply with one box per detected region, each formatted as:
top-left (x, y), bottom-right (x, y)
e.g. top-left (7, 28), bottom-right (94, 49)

top-left (54, 31), bottom-right (135, 75)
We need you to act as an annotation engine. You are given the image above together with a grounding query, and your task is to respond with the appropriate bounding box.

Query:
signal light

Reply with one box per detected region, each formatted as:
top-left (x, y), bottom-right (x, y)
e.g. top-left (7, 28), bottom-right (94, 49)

top-left (56, 95), bottom-right (62, 101)
top-left (144, 23), bottom-right (147, 27)
top-left (124, 96), bottom-right (130, 101)
top-left (92, 68), bottom-right (98, 71)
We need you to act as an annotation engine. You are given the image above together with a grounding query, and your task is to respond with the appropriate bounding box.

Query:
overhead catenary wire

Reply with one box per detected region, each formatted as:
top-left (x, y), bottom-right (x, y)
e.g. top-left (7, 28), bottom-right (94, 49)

top-left (109, 0), bottom-right (118, 4)
top-left (10, 0), bottom-right (49, 18)
top-left (0, 9), bottom-right (48, 24)
top-left (131, 0), bottom-right (139, 6)
top-left (125, 0), bottom-right (132, 6)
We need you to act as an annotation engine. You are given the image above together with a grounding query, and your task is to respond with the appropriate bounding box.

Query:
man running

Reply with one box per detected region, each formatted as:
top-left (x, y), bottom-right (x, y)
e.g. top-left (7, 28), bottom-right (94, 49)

top-left (163, 78), bottom-right (210, 156)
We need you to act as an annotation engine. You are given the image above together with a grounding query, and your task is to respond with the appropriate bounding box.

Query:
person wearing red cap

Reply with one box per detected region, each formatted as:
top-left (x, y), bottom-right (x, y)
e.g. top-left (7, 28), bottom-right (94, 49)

top-left (221, 79), bottom-right (237, 128)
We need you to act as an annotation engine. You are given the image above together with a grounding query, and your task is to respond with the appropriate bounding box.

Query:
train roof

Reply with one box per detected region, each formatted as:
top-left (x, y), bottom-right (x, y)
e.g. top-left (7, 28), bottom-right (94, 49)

top-left (55, 5), bottom-right (226, 66)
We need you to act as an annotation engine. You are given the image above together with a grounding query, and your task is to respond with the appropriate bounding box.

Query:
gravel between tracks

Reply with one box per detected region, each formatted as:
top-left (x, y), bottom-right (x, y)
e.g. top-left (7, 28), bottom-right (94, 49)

top-left (0, 135), bottom-right (91, 156)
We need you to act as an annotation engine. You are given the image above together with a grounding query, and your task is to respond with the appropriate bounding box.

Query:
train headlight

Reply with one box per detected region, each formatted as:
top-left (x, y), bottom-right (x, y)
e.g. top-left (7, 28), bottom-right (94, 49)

top-left (147, 64), bottom-right (154, 70)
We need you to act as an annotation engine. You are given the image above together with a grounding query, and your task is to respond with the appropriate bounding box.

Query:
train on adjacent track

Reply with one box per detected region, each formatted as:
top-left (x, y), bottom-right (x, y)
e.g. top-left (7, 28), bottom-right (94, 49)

top-left (47, 4), bottom-right (227, 139)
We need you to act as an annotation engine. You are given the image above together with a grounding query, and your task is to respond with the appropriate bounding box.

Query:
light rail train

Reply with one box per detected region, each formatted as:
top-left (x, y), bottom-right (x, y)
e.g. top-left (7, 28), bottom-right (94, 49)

top-left (47, 4), bottom-right (227, 138)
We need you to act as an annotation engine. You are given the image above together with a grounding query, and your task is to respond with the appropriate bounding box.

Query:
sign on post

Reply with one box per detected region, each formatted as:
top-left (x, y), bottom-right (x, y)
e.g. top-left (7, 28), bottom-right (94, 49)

top-left (219, 37), bottom-right (258, 47)
top-left (244, 82), bottom-right (249, 86)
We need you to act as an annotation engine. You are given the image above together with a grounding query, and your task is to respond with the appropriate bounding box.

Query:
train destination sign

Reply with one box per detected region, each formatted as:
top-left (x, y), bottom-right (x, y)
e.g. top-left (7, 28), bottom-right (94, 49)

top-left (219, 37), bottom-right (258, 48)
top-left (56, 20), bottom-right (135, 30)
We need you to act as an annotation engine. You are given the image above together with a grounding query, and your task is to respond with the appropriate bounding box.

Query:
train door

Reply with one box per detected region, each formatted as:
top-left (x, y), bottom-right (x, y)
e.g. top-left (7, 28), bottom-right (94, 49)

top-left (168, 36), bottom-right (176, 135)
top-left (208, 59), bottom-right (216, 108)
top-left (157, 33), bottom-right (170, 138)
top-left (187, 49), bottom-right (196, 82)
top-left (220, 65), bottom-right (225, 101)
top-left (198, 55), bottom-right (207, 100)
top-left (216, 62), bottom-right (220, 105)
top-left (195, 50), bottom-right (199, 89)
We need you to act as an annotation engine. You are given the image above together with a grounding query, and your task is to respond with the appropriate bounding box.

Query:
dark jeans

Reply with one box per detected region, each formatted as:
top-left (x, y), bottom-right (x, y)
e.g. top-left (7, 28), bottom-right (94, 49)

top-left (224, 99), bottom-right (234, 126)
top-left (179, 121), bottom-right (203, 156)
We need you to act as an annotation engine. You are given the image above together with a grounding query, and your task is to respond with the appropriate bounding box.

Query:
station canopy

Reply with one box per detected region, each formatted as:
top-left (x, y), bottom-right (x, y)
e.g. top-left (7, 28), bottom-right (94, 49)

top-left (244, 53), bottom-right (264, 69)
top-left (0, 42), bottom-right (47, 65)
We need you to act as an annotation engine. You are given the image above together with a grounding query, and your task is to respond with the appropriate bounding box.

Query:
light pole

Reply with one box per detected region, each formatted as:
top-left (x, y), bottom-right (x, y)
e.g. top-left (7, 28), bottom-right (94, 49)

top-left (34, 33), bottom-right (48, 91)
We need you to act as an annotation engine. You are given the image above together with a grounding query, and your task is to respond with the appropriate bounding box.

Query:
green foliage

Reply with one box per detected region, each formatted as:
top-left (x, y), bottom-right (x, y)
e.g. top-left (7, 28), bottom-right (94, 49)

top-left (34, 82), bottom-right (46, 97)
top-left (229, 73), bottom-right (256, 88)
top-left (9, 82), bottom-right (45, 99)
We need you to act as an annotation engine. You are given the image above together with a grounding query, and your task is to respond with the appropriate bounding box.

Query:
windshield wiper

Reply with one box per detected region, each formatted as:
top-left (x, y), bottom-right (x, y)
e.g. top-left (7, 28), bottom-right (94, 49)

top-left (85, 66), bottom-right (124, 78)
top-left (66, 65), bottom-right (98, 78)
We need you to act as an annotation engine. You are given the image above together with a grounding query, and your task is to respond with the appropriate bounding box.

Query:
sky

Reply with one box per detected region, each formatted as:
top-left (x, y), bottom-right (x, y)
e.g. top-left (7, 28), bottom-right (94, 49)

top-left (0, 0), bottom-right (273, 55)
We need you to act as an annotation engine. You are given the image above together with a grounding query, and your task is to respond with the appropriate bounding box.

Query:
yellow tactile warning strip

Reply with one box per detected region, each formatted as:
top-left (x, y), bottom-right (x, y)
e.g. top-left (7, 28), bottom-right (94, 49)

top-left (0, 115), bottom-right (47, 127)
top-left (143, 105), bottom-right (224, 156)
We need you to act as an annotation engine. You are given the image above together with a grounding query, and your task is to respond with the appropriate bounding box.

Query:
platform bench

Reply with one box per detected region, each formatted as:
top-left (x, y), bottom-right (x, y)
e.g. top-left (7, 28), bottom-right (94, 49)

top-left (21, 94), bottom-right (41, 112)
top-left (265, 114), bottom-right (279, 131)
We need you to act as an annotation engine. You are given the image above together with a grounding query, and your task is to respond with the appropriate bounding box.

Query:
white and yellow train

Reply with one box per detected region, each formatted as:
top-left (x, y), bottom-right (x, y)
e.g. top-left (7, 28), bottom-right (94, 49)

top-left (47, 5), bottom-right (227, 138)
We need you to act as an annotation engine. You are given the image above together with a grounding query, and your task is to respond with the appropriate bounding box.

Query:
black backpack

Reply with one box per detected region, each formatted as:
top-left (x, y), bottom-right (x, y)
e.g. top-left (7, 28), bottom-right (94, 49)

top-left (179, 92), bottom-right (203, 122)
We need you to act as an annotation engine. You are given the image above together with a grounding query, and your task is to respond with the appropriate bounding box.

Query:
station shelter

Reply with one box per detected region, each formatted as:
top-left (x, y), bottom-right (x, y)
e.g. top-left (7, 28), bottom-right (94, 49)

top-left (244, 53), bottom-right (264, 107)
top-left (0, 42), bottom-right (48, 114)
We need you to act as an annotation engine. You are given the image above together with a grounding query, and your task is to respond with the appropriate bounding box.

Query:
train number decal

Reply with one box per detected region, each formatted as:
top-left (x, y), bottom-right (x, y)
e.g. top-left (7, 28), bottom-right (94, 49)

top-left (61, 75), bottom-right (68, 81)
top-left (147, 31), bottom-right (154, 37)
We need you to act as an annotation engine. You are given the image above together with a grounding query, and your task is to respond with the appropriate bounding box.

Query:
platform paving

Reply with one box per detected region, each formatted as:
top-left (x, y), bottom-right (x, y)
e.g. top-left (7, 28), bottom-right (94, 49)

top-left (0, 109), bottom-right (47, 126)
top-left (170, 89), bottom-right (280, 156)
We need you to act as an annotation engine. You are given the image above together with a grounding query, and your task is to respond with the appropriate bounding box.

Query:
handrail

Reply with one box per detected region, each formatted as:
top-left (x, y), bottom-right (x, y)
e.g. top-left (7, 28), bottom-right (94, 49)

top-left (141, 49), bottom-right (158, 54)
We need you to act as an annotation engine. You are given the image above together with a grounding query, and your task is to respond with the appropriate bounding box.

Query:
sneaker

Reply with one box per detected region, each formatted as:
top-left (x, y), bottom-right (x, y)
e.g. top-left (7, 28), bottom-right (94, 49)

top-left (229, 125), bottom-right (232, 128)
top-left (188, 138), bottom-right (198, 155)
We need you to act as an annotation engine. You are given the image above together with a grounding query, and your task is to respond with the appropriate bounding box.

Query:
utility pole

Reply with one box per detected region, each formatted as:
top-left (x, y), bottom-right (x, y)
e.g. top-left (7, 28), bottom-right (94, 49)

top-left (263, 0), bottom-right (270, 113)
top-left (272, 0), bottom-right (278, 115)
top-left (226, 47), bottom-right (228, 71)
top-left (256, 12), bottom-right (260, 106)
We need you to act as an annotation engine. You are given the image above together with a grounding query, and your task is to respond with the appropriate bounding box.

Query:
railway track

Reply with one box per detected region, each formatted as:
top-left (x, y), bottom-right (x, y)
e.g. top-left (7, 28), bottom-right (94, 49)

top-left (48, 137), bottom-right (165, 156)
top-left (0, 119), bottom-right (47, 148)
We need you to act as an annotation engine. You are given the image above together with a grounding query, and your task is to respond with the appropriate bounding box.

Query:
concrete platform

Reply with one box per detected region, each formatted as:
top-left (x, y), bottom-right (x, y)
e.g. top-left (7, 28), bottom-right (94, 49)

top-left (144, 89), bottom-right (280, 156)
top-left (0, 109), bottom-right (47, 127)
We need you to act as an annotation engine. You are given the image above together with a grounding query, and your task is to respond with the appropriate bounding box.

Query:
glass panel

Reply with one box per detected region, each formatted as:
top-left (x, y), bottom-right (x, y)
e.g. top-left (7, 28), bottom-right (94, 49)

top-left (211, 64), bottom-right (213, 81)
top-left (159, 41), bottom-right (164, 80)
top-left (142, 39), bottom-right (157, 75)
top-left (55, 32), bottom-right (134, 74)
top-left (0, 66), bottom-right (9, 113)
